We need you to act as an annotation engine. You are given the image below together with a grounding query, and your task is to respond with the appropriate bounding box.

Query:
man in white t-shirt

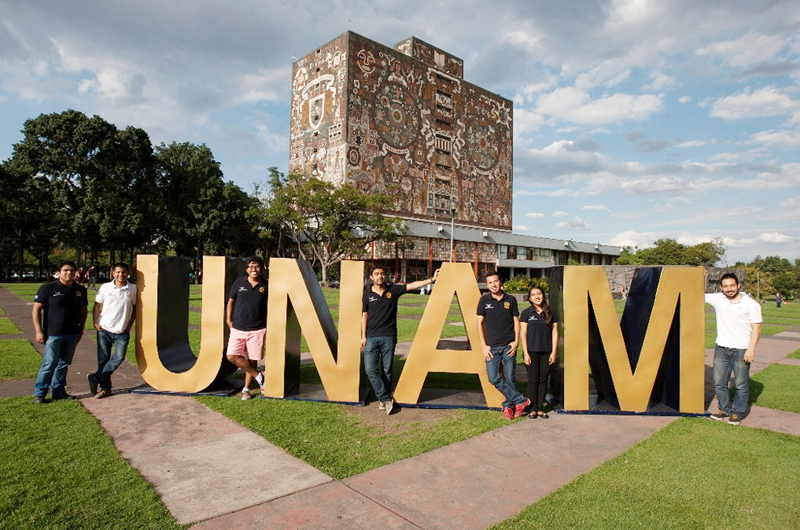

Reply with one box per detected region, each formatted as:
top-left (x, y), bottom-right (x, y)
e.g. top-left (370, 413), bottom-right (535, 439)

top-left (89, 263), bottom-right (136, 398)
top-left (705, 271), bottom-right (762, 425)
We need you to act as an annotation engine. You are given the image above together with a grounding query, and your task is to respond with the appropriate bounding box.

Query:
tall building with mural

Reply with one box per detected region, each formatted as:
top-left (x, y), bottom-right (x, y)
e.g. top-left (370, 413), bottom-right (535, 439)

top-left (291, 32), bottom-right (618, 281)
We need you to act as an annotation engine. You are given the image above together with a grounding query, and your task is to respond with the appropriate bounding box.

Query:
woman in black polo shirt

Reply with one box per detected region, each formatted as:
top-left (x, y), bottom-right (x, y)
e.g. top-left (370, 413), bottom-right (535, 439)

top-left (520, 286), bottom-right (559, 419)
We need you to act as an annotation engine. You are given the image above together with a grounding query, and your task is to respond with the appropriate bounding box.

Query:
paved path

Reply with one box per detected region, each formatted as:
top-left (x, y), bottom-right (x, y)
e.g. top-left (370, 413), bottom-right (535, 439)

top-left (1, 286), bottom-right (799, 528)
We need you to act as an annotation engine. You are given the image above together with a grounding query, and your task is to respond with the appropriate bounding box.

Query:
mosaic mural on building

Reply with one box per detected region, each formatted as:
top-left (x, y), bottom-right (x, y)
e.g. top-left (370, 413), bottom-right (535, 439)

top-left (290, 32), bottom-right (513, 231)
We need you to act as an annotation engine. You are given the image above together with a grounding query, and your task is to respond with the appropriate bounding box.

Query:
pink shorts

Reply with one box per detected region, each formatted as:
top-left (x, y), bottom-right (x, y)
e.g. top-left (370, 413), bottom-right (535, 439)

top-left (226, 327), bottom-right (266, 361)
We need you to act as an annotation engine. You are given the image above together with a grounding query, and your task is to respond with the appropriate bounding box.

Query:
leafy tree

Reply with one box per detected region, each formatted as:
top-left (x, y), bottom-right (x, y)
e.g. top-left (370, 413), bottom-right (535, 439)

top-left (619, 238), bottom-right (725, 267)
top-left (757, 255), bottom-right (792, 274)
top-left (256, 168), bottom-right (404, 285)
top-left (773, 272), bottom-right (798, 299)
top-left (614, 246), bottom-right (642, 265)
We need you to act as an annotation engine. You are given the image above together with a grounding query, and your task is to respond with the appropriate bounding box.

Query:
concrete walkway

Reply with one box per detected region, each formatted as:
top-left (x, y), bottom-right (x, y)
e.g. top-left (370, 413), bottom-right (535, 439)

top-left (2, 286), bottom-right (799, 528)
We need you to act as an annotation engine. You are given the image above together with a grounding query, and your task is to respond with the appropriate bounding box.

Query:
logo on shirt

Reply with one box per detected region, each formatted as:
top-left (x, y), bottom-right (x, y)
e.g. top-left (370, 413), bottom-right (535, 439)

top-left (484, 303), bottom-right (494, 309)
top-left (53, 292), bottom-right (65, 297)
top-left (503, 301), bottom-right (510, 309)
top-left (76, 291), bottom-right (82, 297)
top-left (386, 292), bottom-right (392, 299)
top-left (259, 287), bottom-right (265, 293)
top-left (238, 286), bottom-right (248, 292)
top-left (368, 296), bottom-right (378, 303)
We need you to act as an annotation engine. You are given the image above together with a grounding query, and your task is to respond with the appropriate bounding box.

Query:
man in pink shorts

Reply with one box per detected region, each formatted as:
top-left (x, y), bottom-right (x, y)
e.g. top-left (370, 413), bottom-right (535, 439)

top-left (226, 256), bottom-right (269, 400)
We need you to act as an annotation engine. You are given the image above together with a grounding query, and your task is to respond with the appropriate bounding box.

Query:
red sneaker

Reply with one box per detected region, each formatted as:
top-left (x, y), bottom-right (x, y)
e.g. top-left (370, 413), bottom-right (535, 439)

top-left (514, 399), bottom-right (531, 419)
top-left (503, 407), bottom-right (514, 420)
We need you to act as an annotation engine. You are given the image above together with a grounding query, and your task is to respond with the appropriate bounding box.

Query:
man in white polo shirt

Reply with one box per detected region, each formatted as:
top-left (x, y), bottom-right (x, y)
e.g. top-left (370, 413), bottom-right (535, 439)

top-left (705, 271), bottom-right (762, 425)
top-left (89, 262), bottom-right (136, 398)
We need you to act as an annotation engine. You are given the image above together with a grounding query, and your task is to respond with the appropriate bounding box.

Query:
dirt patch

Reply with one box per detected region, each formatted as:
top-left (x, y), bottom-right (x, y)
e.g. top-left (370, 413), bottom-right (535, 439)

top-left (344, 401), bottom-right (462, 435)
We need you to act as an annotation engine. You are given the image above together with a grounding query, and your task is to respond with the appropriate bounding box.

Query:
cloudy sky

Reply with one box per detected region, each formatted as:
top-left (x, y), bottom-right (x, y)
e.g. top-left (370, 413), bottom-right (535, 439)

top-left (2, 0), bottom-right (799, 264)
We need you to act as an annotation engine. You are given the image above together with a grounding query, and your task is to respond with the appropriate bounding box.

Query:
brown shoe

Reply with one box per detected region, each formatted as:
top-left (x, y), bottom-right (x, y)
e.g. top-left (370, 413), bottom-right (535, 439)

top-left (94, 389), bottom-right (111, 399)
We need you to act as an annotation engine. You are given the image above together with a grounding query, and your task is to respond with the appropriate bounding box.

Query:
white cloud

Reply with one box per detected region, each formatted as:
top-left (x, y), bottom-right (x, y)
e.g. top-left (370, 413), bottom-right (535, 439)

top-left (711, 86), bottom-right (798, 120)
top-left (750, 129), bottom-right (800, 149)
top-left (552, 211), bottom-right (569, 218)
top-left (524, 212), bottom-right (544, 218)
top-left (514, 225), bottom-right (534, 231)
top-left (678, 95), bottom-right (692, 103)
top-left (582, 204), bottom-right (609, 211)
top-left (556, 217), bottom-right (590, 230)
top-left (536, 87), bottom-right (664, 125)
top-left (609, 230), bottom-right (655, 248)
top-left (697, 31), bottom-right (788, 68)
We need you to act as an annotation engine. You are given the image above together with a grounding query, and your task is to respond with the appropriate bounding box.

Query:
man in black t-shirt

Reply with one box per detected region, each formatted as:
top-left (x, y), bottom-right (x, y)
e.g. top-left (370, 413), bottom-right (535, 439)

top-left (477, 272), bottom-right (529, 420)
top-left (32, 261), bottom-right (89, 403)
top-left (361, 265), bottom-right (439, 414)
top-left (226, 256), bottom-right (269, 400)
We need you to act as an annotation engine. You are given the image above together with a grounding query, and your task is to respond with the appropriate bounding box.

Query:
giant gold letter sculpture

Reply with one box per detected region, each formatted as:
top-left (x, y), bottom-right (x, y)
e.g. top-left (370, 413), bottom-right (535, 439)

top-left (563, 266), bottom-right (704, 413)
top-left (393, 262), bottom-right (505, 408)
top-left (136, 255), bottom-right (241, 392)
top-left (262, 259), bottom-right (363, 402)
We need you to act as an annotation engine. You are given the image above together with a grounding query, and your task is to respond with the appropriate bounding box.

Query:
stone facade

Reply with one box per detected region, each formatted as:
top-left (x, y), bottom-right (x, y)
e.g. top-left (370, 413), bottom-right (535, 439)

top-left (290, 32), bottom-right (513, 231)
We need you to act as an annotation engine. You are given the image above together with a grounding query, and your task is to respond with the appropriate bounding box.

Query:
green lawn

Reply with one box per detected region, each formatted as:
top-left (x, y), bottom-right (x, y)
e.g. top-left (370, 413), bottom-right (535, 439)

top-left (491, 418), bottom-right (800, 529)
top-left (750, 364), bottom-right (800, 414)
top-left (0, 317), bottom-right (21, 335)
top-left (789, 348), bottom-right (800, 360)
top-left (0, 397), bottom-right (182, 530)
top-left (0, 339), bottom-right (42, 382)
top-left (197, 395), bottom-right (509, 480)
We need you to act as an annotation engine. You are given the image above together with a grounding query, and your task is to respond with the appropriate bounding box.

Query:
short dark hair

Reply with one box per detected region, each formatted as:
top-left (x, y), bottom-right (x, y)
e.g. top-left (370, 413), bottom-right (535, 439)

top-left (370, 265), bottom-right (387, 275)
top-left (59, 261), bottom-right (77, 271)
top-left (112, 262), bottom-right (130, 272)
top-left (246, 256), bottom-right (264, 268)
top-left (485, 271), bottom-right (502, 283)
top-left (720, 272), bottom-right (739, 285)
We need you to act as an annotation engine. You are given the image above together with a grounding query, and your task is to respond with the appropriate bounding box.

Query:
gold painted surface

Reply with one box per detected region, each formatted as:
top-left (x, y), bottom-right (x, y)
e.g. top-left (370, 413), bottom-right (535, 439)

top-left (263, 259), bottom-right (363, 401)
top-left (563, 266), bottom-right (704, 413)
top-left (393, 262), bottom-right (504, 408)
top-left (135, 255), bottom-right (227, 392)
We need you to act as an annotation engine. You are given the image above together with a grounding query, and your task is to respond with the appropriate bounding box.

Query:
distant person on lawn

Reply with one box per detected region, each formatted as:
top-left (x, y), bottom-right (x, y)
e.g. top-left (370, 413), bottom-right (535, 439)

top-left (88, 262), bottom-right (136, 399)
top-left (226, 256), bottom-right (269, 400)
top-left (361, 265), bottom-right (439, 414)
top-left (32, 261), bottom-right (88, 404)
top-left (477, 272), bottom-right (530, 420)
top-left (706, 271), bottom-right (762, 425)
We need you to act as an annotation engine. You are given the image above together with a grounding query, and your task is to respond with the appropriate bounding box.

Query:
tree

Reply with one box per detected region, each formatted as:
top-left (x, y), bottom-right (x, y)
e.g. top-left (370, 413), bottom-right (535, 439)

top-left (614, 246), bottom-right (642, 265)
top-left (256, 168), bottom-right (405, 284)
top-left (618, 238), bottom-right (725, 267)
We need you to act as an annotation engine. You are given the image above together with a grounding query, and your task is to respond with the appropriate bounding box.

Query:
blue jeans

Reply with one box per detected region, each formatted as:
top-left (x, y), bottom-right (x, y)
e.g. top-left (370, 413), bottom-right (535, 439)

top-left (364, 336), bottom-right (396, 403)
top-left (713, 345), bottom-right (750, 416)
top-left (96, 329), bottom-right (130, 391)
top-left (34, 334), bottom-right (80, 398)
top-left (486, 345), bottom-right (526, 409)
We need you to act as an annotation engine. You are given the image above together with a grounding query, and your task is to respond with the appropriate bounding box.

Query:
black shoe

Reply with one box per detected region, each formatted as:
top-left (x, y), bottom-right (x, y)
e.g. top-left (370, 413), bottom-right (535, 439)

top-left (33, 396), bottom-right (46, 404)
top-left (709, 412), bottom-right (729, 422)
top-left (728, 413), bottom-right (742, 426)
top-left (88, 373), bottom-right (98, 395)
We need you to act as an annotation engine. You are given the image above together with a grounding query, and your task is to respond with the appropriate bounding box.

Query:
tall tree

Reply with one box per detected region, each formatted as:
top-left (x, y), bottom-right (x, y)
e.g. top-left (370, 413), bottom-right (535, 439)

top-left (257, 168), bottom-right (405, 284)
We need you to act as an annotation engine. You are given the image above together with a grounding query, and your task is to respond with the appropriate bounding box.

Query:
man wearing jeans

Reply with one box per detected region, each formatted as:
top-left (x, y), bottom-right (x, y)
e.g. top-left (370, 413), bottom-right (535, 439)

top-left (706, 271), bottom-right (762, 425)
top-left (477, 272), bottom-right (530, 420)
top-left (89, 262), bottom-right (136, 398)
top-left (361, 265), bottom-right (438, 414)
top-left (32, 261), bottom-right (88, 403)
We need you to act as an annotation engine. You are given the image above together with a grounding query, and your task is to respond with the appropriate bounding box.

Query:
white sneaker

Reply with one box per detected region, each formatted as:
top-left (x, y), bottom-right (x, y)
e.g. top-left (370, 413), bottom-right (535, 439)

top-left (255, 372), bottom-right (265, 388)
top-left (385, 400), bottom-right (394, 415)
top-left (378, 402), bottom-right (386, 410)
top-left (241, 389), bottom-right (252, 401)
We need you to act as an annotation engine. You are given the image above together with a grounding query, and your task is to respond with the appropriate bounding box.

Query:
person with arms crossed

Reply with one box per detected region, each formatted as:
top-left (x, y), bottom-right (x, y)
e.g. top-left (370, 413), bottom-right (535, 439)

top-left (88, 262), bottom-right (136, 398)
top-left (361, 266), bottom-right (439, 414)
top-left (32, 261), bottom-right (88, 403)
top-left (706, 271), bottom-right (761, 425)
top-left (520, 285), bottom-right (559, 419)
top-left (477, 272), bottom-right (530, 420)
top-left (227, 256), bottom-right (269, 400)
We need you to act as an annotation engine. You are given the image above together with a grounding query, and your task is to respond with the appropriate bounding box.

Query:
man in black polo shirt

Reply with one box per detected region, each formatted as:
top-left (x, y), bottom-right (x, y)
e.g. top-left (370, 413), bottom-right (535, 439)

top-left (477, 271), bottom-right (529, 420)
top-left (226, 256), bottom-right (269, 400)
top-left (361, 265), bottom-right (439, 414)
top-left (32, 261), bottom-right (88, 403)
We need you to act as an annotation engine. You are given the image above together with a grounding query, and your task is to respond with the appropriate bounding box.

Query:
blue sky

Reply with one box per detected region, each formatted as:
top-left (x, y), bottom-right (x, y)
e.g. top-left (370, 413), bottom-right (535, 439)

top-left (2, 0), bottom-right (799, 264)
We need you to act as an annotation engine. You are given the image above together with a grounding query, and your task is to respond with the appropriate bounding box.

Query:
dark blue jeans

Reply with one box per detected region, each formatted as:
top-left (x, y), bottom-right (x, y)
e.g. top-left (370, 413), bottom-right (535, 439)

top-left (713, 345), bottom-right (750, 416)
top-left (34, 334), bottom-right (79, 398)
top-left (364, 336), bottom-right (396, 403)
top-left (96, 329), bottom-right (130, 391)
top-left (486, 345), bottom-right (526, 409)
